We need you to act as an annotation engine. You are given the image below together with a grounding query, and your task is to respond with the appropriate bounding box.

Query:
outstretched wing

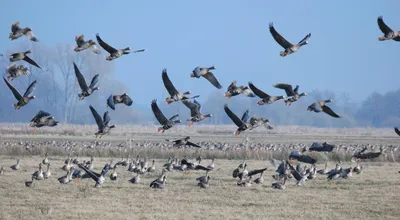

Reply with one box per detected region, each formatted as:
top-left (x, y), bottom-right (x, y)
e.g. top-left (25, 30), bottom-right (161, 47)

top-left (182, 100), bottom-right (199, 117)
top-left (273, 83), bottom-right (295, 97)
top-left (242, 87), bottom-right (255, 97)
top-left (30, 110), bottom-right (50, 123)
top-left (75, 35), bottom-right (85, 46)
top-left (161, 69), bottom-right (179, 96)
top-left (394, 127), bottom-right (400, 136)
top-left (73, 63), bottom-right (88, 91)
top-left (202, 72), bottom-right (222, 89)
top-left (23, 80), bottom-right (37, 97)
top-left (3, 77), bottom-right (23, 101)
top-left (11, 22), bottom-right (21, 33)
top-left (107, 94), bottom-right (116, 110)
top-left (121, 94), bottom-right (133, 106)
top-left (103, 111), bottom-right (111, 127)
top-left (298, 33), bottom-right (311, 45)
top-left (377, 16), bottom-right (393, 35)
top-left (248, 82), bottom-right (270, 98)
top-left (151, 99), bottom-right (169, 125)
top-left (88, 74), bottom-right (99, 89)
top-left (241, 109), bottom-right (250, 123)
top-left (24, 30), bottom-right (38, 42)
top-left (186, 141), bottom-right (202, 148)
top-left (89, 105), bottom-right (104, 130)
top-left (169, 114), bottom-right (179, 121)
top-left (321, 105), bottom-right (340, 118)
top-left (23, 56), bottom-right (41, 69)
top-left (269, 23), bottom-right (293, 49)
top-left (224, 104), bottom-right (245, 128)
top-left (96, 33), bottom-right (118, 54)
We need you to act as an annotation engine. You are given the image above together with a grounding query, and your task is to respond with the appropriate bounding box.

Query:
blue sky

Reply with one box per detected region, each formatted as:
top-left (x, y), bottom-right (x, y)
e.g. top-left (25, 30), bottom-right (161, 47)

top-left (1, 0), bottom-right (399, 106)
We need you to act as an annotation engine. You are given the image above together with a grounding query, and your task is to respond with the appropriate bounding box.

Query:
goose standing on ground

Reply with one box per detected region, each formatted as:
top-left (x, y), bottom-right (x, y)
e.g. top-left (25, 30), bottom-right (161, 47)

top-left (42, 152), bottom-right (49, 165)
top-left (207, 158), bottom-right (215, 171)
top-left (3, 77), bottom-right (36, 110)
top-left (147, 160), bottom-right (156, 173)
top-left (353, 161), bottom-right (363, 174)
top-left (198, 176), bottom-right (210, 188)
top-left (182, 99), bottom-right (212, 127)
top-left (150, 175), bottom-right (167, 189)
top-left (162, 69), bottom-right (199, 104)
top-left (32, 163), bottom-right (44, 180)
top-left (96, 33), bottom-right (144, 61)
top-left (89, 105), bottom-right (116, 139)
top-left (224, 81), bottom-right (255, 99)
top-left (248, 82), bottom-right (285, 105)
top-left (25, 176), bottom-right (35, 187)
top-left (7, 50), bottom-right (42, 69)
top-left (29, 111), bottom-right (59, 128)
top-left (190, 66), bottom-right (222, 89)
top-left (10, 159), bottom-right (20, 170)
top-left (9, 21), bottom-right (38, 41)
top-left (272, 176), bottom-right (287, 190)
top-left (58, 167), bottom-right (74, 184)
top-left (106, 93), bottom-right (133, 110)
top-left (129, 173), bottom-right (141, 184)
top-left (224, 104), bottom-right (249, 136)
top-left (377, 16), bottom-right (400, 41)
top-left (6, 64), bottom-right (30, 81)
top-left (0, 166), bottom-right (4, 175)
top-left (151, 99), bottom-right (181, 133)
top-left (110, 164), bottom-right (118, 180)
top-left (166, 136), bottom-right (201, 148)
top-left (74, 63), bottom-right (99, 100)
top-left (307, 100), bottom-right (341, 118)
top-left (317, 163), bottom-right (328, 175)
top-left (43, 163), bottom-right (51, 179)
top-left (249, 117), bottom-right (273, 130)
top-left (269, 22), bottom-right (311, 57)
top-left (74, 34), bottom-right (101, 54)
top-left (273, 83), bottom-right (307, 106)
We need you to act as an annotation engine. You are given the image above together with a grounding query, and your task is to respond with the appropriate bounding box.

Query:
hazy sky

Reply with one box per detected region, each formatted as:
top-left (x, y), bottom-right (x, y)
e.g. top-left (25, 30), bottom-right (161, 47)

top-left (1, 0), bottom-right (399, 106)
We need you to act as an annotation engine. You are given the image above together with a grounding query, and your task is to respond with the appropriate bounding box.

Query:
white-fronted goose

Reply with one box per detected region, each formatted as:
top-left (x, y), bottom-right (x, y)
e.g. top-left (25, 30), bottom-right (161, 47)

top-left (147, 160), bottom-right (156, 173)
top-left (32, 163), bottom-right (44, 180)
top-left (206, 158), bottom-right (215, 171)
top-left (29, 111), bottom-right (59, 128)
top-left (273, 83), bottom-right (307, 106)
top-left (198, 176), bottom-right (210, 188)
top-left (249, 117), bottom-right (273, 130)
top-left (9, 21), bottom-right (38, 42)
top-left (269, 22), bottom-right (311, 57)
top-left (58, 167), bottom-right (74, 184)
top-left (317, 163), bottom-right (328, 175)
top-left (74, 63), bottom-right (99, 100)
top-left (182, 99), bottom-right (212, 127)
top-left (377, 16), bottom-right (400, 41)
top-left (6, 64), bottom-right (30, 81)
top-left (224, 81), bottom-right (255, 99)
top-left (74, 34), bottom-right (101, 54)
top-left (96, 33), bottom-right (144, 61)
top-left (11, 159), bottom-right (20, 170)
top-left (289, 148), bottom-right (317, 164)
top-left (3, 77), bottom-right (36, 110)
top-left (272, 176), bottom-right (287, 190)
top-left (248, 82), bottom-right (285, 105)
top-left (106, 93), bottom-right (133, 110)
top-left (353, 161), bottom-right (363, 174)
top-left (190, 66), bottom-right (222, 89)
top-left (8, 50), bottom-right (42, 69)
top-left (224, 104), bottom-right (249, 136)
top-left (42, 152), bottom-right (49, 165)
top-left (150, 175), bottom-right (167, 189)
top-left (25, 176), bottom-right (35, 187)
top-left (43, 163), bottom-right (51, 179)
top-left (151, 99), bottom-right (181, 133)
top-left (162, 69), bottom-right (199, 104)
top-left (129, 173), bottom-right (141, 184)
top-left (166, 136), bottom-right (201, 148)
top-left (89, 105), bottom-right (116, 138)
top-left (307, 100), bottom-right (341, 118)
top-left (309, 142), bottom-right (335, 153)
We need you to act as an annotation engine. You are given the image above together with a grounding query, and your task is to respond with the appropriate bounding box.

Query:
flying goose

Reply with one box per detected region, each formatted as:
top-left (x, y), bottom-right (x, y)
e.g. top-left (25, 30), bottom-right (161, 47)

top-left (73, 63), bottom-right (99, 100)
top-left (96, 33), bottom-right (144, 61)
top-left (377, 16), bottom-right (400, 41)
top-left (309, 142), bottom-right (335, 153)
top-left (29, 111), bottom-right (59, 128)
top-left (249, 117), bottom-right (273, 130)
top-left (248, 82), bottom-right (285, 105)
top-left (269, 22), bottom-right (311, 57)
top-left (273, 83), bottom-right (307, 106)
top-left (190, 66), bottom-right (222, 89)
top-left (289, 148), bottom-right (317, 164)
top-left (8, 50), bottom-right (42, 69)
top-left (9, 21), bottom-right (38, 42)
top-left (106, 93), bottom-right (133, 110)
top-left (74, 34), bottom-right (101, 54)
top-left (151, 99), bottom-right (181, 133)
top-left (351, 146), bottom-right (384, 162)
top-left (3, 77), bottom-right (36, 110)
top-left (224, 81), bottom-right (255, 99)
top-left (181, 99), bottom-right (212, 127)
top-left (307, 100), bottom-right (341, 118)
top-left (89, 105), bottom-right (116, 138)
top-left (162, 69), bottom-right (199, 104)
top-left (224, 104), bottom-right (249, 136)
top-left (78, 163), bottom-right (110, 187)
top-left (166, 136), bottom-right (201, 148)
top-left (6, 64), bottom-right (30, 81)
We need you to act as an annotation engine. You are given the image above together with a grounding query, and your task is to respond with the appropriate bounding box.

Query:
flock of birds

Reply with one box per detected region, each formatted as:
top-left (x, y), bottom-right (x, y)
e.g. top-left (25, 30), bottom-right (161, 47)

top-left (0, 16), bottom-right (398, 189)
